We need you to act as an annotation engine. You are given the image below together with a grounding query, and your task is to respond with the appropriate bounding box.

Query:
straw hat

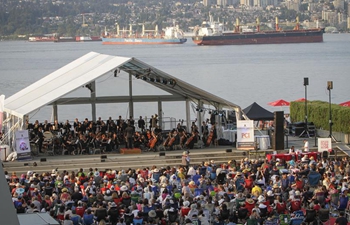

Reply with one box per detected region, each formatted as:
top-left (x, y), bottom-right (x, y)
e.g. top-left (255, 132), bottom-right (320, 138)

top-left (148, 210), bottom-right (156, 218)
top-left (62, 188), bottom-right (68, 192)
top-left (236, 172), bottom-right (242, 176)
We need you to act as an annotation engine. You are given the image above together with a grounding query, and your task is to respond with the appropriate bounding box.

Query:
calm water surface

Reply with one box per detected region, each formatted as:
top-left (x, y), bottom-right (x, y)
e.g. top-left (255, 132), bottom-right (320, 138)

top-left (0, 34), bottom-right (349, 122)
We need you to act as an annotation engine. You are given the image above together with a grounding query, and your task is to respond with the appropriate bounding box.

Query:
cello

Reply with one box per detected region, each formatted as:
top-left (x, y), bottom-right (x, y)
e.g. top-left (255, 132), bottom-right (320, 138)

top-left (206, 125), bottom-right (215, 147)
top-left (167, 132), bottom-right (176, 147)
top-left (149, 131), bottom-right (157, 150)
top-left (163, 132), bottom-right (171, 147)
top-left (185, 132), bottom-right (195, 147)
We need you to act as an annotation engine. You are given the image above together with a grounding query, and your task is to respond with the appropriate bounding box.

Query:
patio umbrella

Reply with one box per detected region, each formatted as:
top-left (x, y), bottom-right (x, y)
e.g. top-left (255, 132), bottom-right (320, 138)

top-left (268, 99), bottom-right (290, 107)
top-left (294, 98), bottom-right (307, 102)
top-left (339, 101), bottom-right (350, 107)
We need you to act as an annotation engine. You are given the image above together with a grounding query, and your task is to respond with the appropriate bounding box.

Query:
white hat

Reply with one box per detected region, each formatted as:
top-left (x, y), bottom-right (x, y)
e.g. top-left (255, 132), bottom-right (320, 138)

top-left (94, 171), bottom-right (100, 177)
top-left (111, 202), bottom-right (117, 207)
top-left (27, 171), bottom-right (33, 176)
top-left (267, 190), bottom-right (274, 197)
top-left (258, 195), bottom-right (265, 203)
top-left (154, 168), bottom-right (159, 173)
top-left (295, 191), bottom-right (301, 196)
top-left (120, 185), bottom-right (128, 192)
top-left (183, 201), bottom-right (190, 207)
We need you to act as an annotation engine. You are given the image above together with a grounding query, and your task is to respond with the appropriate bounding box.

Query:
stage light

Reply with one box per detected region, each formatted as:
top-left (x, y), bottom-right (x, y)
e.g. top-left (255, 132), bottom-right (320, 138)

top-left (162, 79), bottom-right (168, 85)
top-left (209, 111), bottom-right (212, 114)
top-left (196, 108), bottom-right (199, 112)
top-left (142, 76), bottom-right (147, 81)
top-left (156, 78), bottom-right (161, 82)
top-left (149, 77), bottom-right (155, 82)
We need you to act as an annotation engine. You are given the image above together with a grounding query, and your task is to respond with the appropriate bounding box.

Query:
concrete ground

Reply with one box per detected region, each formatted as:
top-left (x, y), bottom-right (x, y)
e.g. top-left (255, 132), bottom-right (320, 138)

top-left (1, 135), bottom-right (340, 174)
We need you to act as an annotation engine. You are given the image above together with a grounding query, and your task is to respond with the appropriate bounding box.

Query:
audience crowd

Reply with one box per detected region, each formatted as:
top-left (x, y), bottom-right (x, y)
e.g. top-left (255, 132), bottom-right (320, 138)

top-left (5, 150), bottom-right (350, 225)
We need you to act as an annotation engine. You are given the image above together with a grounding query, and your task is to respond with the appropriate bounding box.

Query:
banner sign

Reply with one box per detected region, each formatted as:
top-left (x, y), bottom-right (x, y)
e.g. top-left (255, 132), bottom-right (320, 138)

top-left (237, 120), bottom-right (255, 150)
top-left (15, 130), bottom-right (31, 161)
top-left (0, 95), bottom-right (4, 132)
top-left (318, 138), bottom-right (332, 152)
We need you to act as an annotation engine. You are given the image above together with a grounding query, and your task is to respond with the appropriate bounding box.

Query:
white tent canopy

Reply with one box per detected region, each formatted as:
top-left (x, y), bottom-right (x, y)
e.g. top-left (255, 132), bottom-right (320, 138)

top-left (4, 52), bottom-right (243, 118)
top-left (2, 52), bottom-right (245, 146)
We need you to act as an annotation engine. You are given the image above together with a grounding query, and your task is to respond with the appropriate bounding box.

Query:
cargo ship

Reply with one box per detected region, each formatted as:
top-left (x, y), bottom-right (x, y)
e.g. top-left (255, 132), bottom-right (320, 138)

top-left (192, 17), bottom-right (324, 45)
top-left (28, 36), bottom-right (56, 42)
top-left (102, 24), bottom-right (187, 45)
top-left (76, 36), bottom-right (102, 42)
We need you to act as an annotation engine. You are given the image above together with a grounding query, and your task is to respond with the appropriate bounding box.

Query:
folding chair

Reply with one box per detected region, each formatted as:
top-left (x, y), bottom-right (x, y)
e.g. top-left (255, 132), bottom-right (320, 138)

top-left (318, 209), bottom-right (330, 225)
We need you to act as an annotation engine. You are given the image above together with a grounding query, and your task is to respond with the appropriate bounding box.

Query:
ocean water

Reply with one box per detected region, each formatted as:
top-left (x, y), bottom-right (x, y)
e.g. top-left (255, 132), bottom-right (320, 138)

top-left (0, 34), bottom-right (349, 122)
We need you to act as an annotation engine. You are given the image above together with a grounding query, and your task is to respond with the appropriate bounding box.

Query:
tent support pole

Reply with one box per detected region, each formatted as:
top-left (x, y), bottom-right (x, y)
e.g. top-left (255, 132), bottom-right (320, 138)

top-left (197, 100), bottom-right (202, 135)
top-left (186, 99), bottom-right (191, 133)
top-left (91, 81), bottom-right (96, 122)
top-left (158, 100), bottom-right (162, 130)
top-left (53, 103), bottom-right (58, 122)
top-left (128, 73), bottom-right (134, 119)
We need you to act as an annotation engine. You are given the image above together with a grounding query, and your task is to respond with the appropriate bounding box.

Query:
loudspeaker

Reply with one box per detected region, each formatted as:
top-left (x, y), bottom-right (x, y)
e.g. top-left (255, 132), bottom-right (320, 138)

top-left (24, 163), bottom-right (29, 166)
top-left (40, 158), bottom-right (47, 162)
top-left (101, 155), bottom-right (107, 159)
top-left (327, 81), bottom-right (333, 90)
top-left (101, 159), bottom-right (106, 162)
top-left (159, 152), bottom-right (165, 156)
top-left (304, 77), bottom-right (309, 86)
top-left (226, 149), bottom-right (232, 153)
top-left (272, 111), bottom-right (284, 150)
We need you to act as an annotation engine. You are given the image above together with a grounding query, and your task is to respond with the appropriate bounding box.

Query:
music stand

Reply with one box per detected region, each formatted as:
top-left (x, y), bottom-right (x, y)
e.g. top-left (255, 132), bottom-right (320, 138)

top-left (299, 77), bottom-right (310, 138)
top-left (327, 81), bottom-right (338, 142)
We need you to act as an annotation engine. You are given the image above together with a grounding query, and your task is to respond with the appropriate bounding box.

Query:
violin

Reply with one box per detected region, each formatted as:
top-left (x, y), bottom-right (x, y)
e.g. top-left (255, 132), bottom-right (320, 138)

top-left (206, 125), bottom-right (215, 146)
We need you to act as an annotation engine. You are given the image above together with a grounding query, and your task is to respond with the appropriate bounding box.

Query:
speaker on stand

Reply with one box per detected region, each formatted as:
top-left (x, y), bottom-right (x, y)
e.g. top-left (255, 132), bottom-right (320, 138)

top-left (272, 111), bottom-right (285, 150)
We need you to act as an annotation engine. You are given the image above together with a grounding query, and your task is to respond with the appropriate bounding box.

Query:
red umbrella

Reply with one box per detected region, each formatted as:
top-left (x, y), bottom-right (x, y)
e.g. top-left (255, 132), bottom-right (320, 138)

top-left (268, 99), bottom-right (290, 107)
top-left (339, 101), bottom-right (350, 107)
top-left (294, 98), bottom-right (306, 102)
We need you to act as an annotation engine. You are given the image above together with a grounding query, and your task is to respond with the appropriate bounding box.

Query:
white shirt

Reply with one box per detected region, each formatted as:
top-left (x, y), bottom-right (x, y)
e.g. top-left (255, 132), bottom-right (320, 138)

top-left (303, 141), bottom-right (309, 152)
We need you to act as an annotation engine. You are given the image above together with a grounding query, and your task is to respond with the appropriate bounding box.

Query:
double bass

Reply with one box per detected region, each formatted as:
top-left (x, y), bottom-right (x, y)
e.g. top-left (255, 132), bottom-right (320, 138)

top-left (206, 125), bottom-right (215, 147)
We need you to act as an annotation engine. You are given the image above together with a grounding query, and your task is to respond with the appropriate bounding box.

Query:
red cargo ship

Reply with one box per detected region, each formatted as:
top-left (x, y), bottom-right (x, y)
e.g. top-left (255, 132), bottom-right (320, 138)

top-left (192, 17), bottom-right (324, 45)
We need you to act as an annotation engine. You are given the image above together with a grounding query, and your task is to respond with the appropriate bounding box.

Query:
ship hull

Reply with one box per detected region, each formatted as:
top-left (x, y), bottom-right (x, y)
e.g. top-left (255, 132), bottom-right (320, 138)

top-left (102, 37), bottom-right (187, 45)
top-left (192, 29), bottom-right (324, 45)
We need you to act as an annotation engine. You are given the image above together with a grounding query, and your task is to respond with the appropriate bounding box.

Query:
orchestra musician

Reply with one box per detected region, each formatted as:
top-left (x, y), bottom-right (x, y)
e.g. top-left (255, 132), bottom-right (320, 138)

top-left (133, 132), bottom-right (143, 148)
